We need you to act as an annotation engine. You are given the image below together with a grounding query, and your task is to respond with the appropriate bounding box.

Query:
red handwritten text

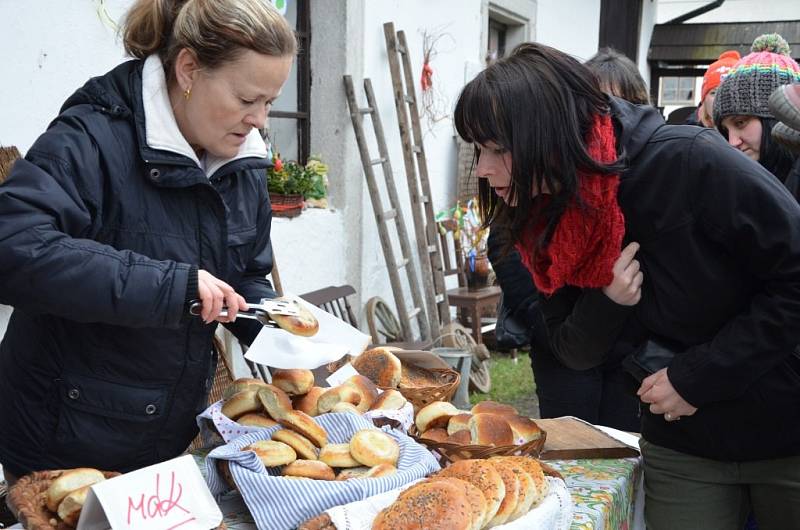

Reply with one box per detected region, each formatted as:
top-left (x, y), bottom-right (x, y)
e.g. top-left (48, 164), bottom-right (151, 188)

top-left (127, 471), bottom-right (193, 527)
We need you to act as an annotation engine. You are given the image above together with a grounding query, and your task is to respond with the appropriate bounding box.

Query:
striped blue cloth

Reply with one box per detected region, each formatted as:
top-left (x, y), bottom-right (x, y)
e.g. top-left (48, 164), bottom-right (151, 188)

top-left (205, 413), bottom-right (441, 530)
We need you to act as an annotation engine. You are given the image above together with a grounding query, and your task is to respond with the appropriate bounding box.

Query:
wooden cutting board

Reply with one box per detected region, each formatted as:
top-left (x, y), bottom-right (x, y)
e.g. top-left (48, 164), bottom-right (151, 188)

top-left (537, 417), bottom-right (640, 460)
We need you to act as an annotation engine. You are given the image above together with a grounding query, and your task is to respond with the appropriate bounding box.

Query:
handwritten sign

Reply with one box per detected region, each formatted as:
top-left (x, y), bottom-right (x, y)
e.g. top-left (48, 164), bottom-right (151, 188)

top-left (77, 454), bottom-right (222, 530)
top-left (326, 362), bottom-right (360, 387)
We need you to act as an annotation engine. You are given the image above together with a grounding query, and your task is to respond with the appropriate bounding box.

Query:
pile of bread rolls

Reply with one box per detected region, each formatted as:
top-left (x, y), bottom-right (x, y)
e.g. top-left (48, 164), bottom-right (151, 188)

top-left (220, 369), bottom-right (408, 428)
top-left (351, 348), bottom-right (441, 389)
top-left (373, 457), bottom-right (548, 530)
top-left (242, 427), bottom-right (400, 482)
top-left (415, 400), bottom-right (543, 447)
top-left (44, 468), bottom-right (108, 528)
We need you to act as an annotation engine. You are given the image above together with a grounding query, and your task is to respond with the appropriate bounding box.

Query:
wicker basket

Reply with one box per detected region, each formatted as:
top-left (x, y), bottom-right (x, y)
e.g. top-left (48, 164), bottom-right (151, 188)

top-left (269, 192), bottom-right (304, 218)
top-left (386, 367), bottom-right (461, 412)
top-left (408, 427), bottom-right (547, 466)
top-left (7, 469), bottom-right (121, 530)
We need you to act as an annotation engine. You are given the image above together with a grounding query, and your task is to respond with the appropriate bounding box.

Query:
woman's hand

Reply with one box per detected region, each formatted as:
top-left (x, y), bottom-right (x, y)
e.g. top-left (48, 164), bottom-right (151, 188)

top-left (197, 269), bottom-right (248, 323)
top-left (638, 368), bottom-right (698, 421)
top-left (602, 242), bottom-right (643, 306)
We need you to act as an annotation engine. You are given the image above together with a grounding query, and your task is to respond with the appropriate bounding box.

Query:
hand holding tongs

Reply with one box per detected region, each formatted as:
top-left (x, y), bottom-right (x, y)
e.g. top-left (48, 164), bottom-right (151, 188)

top-left (188, 298), bottom-right (300, 327)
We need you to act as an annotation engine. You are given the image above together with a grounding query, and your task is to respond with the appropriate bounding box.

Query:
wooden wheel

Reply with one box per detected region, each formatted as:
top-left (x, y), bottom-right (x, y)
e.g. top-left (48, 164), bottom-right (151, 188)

top-left (365, 296), bottom-right (404, 344)
top-left (438, 322), bottom-right (492, 393)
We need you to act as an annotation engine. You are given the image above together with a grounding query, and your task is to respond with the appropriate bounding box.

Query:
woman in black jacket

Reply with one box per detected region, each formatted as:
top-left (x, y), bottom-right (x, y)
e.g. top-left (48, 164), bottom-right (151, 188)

top-left (0, 0), bottom-right (295, 481)
top-left (487, 47), bottom-right (651, 432)
top-left (455, 42), bottom-right (800, 529)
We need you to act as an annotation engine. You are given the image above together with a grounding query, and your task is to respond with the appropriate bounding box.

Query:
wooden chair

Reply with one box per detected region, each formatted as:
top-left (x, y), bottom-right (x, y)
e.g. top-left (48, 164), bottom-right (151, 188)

top-left (300, 284), bottom-right (358, 327)
top-left (438, 220), bottom-right (502, 345)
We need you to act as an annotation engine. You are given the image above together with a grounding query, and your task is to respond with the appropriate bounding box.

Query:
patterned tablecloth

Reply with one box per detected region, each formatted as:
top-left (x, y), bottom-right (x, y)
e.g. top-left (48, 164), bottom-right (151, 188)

top-left (195, 452), bottom-right (643, 530)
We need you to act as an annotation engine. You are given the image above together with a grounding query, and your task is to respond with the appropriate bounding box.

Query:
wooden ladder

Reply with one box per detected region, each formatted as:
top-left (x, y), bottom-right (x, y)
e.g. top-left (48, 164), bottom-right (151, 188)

top-left (343, 75), bottom-right (431, 343)
top-left (383, 22), bottom-right (450, 338)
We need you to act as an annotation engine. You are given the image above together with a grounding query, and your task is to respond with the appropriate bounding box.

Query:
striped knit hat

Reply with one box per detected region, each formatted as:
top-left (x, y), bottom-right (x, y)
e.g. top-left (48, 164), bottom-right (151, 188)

top-left (713, 33), bottom-right (800, 125)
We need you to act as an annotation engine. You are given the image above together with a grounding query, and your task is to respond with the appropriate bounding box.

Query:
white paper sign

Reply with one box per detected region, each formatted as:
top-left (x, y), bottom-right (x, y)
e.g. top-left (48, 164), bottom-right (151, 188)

top-left (245, 295), bottom-right (371, 369)
top-left (325, 362), bottom-right (360, 387)
top-left (77, 454), bottom-right (222, 530)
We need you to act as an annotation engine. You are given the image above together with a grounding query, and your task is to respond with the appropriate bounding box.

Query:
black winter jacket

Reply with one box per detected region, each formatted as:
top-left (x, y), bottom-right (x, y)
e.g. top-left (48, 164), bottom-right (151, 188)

top-left (499, 98), bottom-right (800, 462)
top-left (0, 60), bottom-right (275, 476)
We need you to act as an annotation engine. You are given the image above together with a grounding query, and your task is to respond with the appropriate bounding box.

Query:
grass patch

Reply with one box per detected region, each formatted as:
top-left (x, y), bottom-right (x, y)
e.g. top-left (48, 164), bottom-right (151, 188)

top-left (470, 351), bottom-right (535, 405)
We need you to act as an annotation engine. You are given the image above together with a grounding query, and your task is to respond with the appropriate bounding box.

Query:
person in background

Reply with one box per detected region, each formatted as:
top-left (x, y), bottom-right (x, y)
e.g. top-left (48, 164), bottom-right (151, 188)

top-left (0, 0), bottom-right (295, 481)
top-left (458, 41), bottom-right (800, 529)
top-left (693, 50), bottom-right (741, 127)
top-left (714, 34), bottom-right (800, 196)
top-left (487, 47), bottom-right (653, 432)
top-left (585, 47), bottom-right (650, 105)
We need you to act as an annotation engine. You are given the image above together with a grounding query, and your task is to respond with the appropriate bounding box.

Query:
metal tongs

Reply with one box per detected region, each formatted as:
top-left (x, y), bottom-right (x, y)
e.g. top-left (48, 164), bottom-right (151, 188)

top-left (188, 298), bottom-right (300, 328)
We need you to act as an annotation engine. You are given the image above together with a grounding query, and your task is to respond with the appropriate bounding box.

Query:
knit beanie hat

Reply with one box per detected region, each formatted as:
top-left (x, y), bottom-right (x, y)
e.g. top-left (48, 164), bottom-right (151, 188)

top-left (713, 33), bottom-right (800, 125)
top-left (701, 50), bottom-right (740, 102)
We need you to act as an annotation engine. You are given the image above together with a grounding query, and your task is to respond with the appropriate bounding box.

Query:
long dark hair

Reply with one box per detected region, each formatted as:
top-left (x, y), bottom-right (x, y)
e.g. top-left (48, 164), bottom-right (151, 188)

top-left (454, 42), bottom-right (623, 252)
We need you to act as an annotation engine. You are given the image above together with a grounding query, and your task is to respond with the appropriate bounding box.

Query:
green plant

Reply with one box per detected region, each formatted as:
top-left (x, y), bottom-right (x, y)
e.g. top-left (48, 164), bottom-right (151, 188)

top-left (267, 155), bottom-right (328, 200)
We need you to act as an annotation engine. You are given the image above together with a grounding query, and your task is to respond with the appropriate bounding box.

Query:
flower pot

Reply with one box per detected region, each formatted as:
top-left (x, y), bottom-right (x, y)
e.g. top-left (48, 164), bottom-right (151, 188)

top-left (269, 193), bottom-right (304, 218)
top-left (465, 253), bottom-right (490, 290)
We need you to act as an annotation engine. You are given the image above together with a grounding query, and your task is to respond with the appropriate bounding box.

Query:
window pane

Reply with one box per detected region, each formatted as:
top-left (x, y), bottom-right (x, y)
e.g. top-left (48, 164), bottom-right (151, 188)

top-left (272, 59), bottom-right (298, 113)
top-left (662, 77), bottom-right (677, 91)
top-left (269, 117), bottom-right (299, 162)
top-left (662, 88), bottom-right (677, 102)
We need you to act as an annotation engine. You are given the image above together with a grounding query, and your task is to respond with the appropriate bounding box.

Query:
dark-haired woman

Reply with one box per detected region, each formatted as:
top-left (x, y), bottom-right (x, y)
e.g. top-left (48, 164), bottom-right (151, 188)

top-left (714, 34), bottom-right (800, 198)
top-left (456, 41), bottom-right (800, 529)
top-left (487, 47), bottom-right (653, 432)
top-left (0, 0), bottom-right (296, 480)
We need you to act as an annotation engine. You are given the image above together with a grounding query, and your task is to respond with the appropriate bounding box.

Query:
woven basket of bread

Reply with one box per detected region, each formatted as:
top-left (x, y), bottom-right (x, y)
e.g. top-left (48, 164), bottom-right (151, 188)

top-left (351, 348), bottom-right (461, 411)
top-left (7, 469), bottom-right (120, 530)
top-left (408, 428), bottom-right (547, 466)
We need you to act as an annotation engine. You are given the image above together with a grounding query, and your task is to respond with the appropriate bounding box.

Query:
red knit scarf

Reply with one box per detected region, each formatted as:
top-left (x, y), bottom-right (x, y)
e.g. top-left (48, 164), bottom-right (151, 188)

top-left (516, 114), bottom-right (625, 295)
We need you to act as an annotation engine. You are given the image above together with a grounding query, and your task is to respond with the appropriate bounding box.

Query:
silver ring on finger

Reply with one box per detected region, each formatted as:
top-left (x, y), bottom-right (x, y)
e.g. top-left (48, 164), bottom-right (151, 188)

top-left (664, 412), bottom-right (673, 421)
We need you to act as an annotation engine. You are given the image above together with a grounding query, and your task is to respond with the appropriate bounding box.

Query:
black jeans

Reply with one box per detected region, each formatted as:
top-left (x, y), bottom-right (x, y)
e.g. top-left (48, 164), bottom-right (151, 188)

top-left (530, 347), bottom-right (641, 432)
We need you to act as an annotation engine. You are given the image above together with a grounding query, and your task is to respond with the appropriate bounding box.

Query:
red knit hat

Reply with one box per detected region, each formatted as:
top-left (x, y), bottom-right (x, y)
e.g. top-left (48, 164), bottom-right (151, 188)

top-left (701, 50), bottom-right (741, 102)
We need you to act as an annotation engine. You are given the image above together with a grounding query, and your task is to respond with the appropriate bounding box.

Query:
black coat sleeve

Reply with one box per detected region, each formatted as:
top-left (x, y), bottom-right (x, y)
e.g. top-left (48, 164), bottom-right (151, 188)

top-left (668, 130), bottom-right (800, 406)
top-left (0, 119), bottom-right (190, 328)
top-left (488, 226), bottom-right (631, 370)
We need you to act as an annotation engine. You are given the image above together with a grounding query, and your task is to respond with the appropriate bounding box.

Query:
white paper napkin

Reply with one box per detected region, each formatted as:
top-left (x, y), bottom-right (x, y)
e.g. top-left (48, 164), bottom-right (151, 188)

top-left (244, 296), bottom-right (371, 369)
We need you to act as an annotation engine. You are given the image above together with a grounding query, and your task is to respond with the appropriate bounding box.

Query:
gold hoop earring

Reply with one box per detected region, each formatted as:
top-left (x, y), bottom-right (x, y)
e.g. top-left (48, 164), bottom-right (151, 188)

top-left (183, 87), bottom-right (191, 100)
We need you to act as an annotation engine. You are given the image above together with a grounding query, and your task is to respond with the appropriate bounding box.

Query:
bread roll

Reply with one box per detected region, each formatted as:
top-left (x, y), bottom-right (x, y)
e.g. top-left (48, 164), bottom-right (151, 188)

top-left (272, 429), bottom-right (318, 460)
top-left (243, 440), bottom-right (297, 467)
top-left (272, 369), bottom-right (315, 396)
top-left (436, 459), bottom-right (506, 525)
top-left (373, 480), bottom-right (473, 530)
top-left (490, 458), bottom-right (536, 522)
top-left (293, 386), bottom-right (325, 416)
top-left (256, 385), bottom-right (293, 421)
top-left (447, 413), bottom-right (472, 435)
top-left (281, 460), bottom-right (335, 481)
top-left (506, 415), bottom-right (543, 443)
top-left (349, 429), bottom-right (400, 467)
top-left (316, 385), bottom-right (362, 413)
top-left (471, 400), bottom-right (518, 417)
top-left (46, 468), bottom-right (105, 513)
top-left (334, 466), bottom-right (371, 481)
top-left (484, 459), bottom-right (520, 527)
top-left (415, 401), bottom-right (459, 433)
top-left (469, 413), bottom-right (515, 446)
top-left (57, 485), bottom-right (90, 527)
top-left (417, 477), bottom-right (488, 530)
top-left (343, 374), bottom-right (379, 412)
top-left (351, 348), bottom-right (402, 387)
top-left (331, 402), bottom-right (360, 415)
top-left (221, 389), bottom-right (262, 420)
top-left (369, 389), bottom-right (407, 411)
top-left (319, 443), bottom-right (361, 468)
top-left (270, 297), bottom-right (319, 337)
top-left (223, 378), bottom-right (268, 400)
top-left (364, 464), bottom-right (397, 478)
top-left (420, 427), bottom-right (449, 443)
top-left (492, 456), bottom-right (549, 508)
top-left (278, 410), bottom-right (328, 447)
top-left (237, 413), bottom-right (278, 429)
top-left (446, 429), bottom-right (472, 445)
